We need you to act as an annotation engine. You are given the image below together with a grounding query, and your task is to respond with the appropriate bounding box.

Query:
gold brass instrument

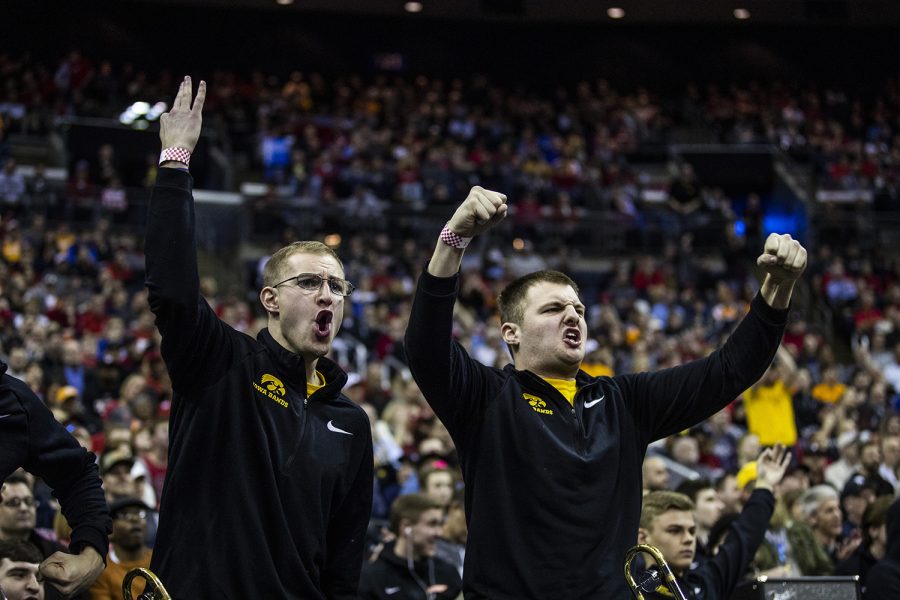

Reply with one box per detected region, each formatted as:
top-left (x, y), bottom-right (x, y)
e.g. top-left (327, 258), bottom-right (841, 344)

top-left (624, 544), bottom-right (688, 600)
top-left (122, 567), bottom-right (172, 600)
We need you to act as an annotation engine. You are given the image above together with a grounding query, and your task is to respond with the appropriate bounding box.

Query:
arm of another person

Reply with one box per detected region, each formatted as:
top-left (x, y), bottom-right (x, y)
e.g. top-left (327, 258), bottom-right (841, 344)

top-left (618, 234), bottom-right (807, 440)
top-left (144, 77), bottom-right (241, 392)
top-left (702, 445), bottom-right (791, 599)
top-left (322, 426), bottom-right (375, 600)
top-left (404, 187), bottom-right (508, 434)
top-left (10, 378), bottom-right (110, 597)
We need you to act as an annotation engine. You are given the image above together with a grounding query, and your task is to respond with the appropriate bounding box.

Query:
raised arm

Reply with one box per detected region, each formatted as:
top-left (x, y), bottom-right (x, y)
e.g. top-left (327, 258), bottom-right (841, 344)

top-left (705, 445), bottom-right (790, 598)
top-left (405, 187), bottom-right (507, 435)
top-left (145, 78), bottom-right (242, 391)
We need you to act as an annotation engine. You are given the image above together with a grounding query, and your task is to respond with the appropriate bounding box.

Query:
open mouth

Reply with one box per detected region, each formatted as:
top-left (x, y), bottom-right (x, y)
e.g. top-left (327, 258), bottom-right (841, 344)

top-left (563, 328), bottom-right (581, 347)
top-left (314, 310), bottom-right (333, 339)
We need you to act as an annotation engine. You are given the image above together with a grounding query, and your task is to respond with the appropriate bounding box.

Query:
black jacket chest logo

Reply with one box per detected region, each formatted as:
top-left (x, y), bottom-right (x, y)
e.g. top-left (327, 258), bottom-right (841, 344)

top-left (253, 373), bottom-right (289, 408)
top-left (523, 393), bottom-right (553, 416)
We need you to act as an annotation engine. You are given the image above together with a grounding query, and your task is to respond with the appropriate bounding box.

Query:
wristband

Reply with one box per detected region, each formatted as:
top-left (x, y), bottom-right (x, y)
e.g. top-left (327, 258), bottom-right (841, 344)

top-left (159, 147), bottom-right (192, 167)
top-left (439, 224), bottom-right (472, 249)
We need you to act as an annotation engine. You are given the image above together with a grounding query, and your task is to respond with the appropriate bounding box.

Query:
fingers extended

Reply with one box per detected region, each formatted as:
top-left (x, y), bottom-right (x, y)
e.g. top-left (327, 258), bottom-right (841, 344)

top-left (192, 80), bottom-right (207, 113)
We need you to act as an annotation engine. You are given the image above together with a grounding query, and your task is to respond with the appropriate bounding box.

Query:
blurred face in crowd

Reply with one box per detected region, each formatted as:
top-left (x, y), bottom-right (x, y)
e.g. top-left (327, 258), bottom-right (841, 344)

top-left (642, 457), bottom-right (670, 492)
top-left (882, 436), bottom-right (900, 468)
top-left (861, 444), bottom-right (881, 472)
top-left (671, 437), bottom-right (699, 467)
top-left (111, 507), bottom-right (149, 552)
top-left (423, 471), bottom-right (455, 509)
top-left (640, 509), bottom-right (696, 573)
top-left (103, 464), bottom-right (137, 501)
top-left (406, 508), bottom-right (445, 559)
top-left (0, 557), bottom-right (43, 600)
top-left (717, 475), bottom-right (741, 515)
top-left (694, 488), bottom-right (725, 531)
top-left (262, 251), bottom-right (346, 365)
top-left (810, 498), bottom-right (843, 541)
top-left (0, 483), bottom-right (36, 539)
top-left (501, 282), bottom-right (586, 379)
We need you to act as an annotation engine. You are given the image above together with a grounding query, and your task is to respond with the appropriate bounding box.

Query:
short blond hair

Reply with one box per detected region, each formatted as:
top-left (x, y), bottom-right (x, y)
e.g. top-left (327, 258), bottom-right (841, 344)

top-left (262, 241), bottom-right (343, 288)
top-left (640, 491), bottom-right (695, 530)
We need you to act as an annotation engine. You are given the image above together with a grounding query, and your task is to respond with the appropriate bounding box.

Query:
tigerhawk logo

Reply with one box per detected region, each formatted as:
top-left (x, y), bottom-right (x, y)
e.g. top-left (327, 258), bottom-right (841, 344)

top-left (523, 393), bottom-right (553, 415)
top-left (253, 373), bottom-right (288, 408)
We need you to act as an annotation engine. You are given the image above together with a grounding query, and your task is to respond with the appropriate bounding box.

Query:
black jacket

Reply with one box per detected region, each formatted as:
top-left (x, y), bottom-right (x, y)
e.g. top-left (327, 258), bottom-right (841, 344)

top-left (359, 542), bottom-right (462, 600)
top-left (404, 269), bottom-right (787, 599)
top-left (865, 498), bottom-right (900, 599)
top-left (145, 168), bottom-right (373, 600)
top-left (836, 542), bottom-right (879, 594)
top-left (639, 489), bottom-right (775, 600)
top-left (0, 361), bottom-right (110, 560)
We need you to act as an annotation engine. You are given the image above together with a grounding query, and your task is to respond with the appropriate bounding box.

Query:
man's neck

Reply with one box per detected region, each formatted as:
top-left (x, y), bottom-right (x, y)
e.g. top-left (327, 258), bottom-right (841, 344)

top-left (393, 539), bottom-right (421, 562)
top-left (813, 528), bottom-right (834, 549)
top-left (0, 529), bottom-right (28, 542)
top-left (113, 542), bottom-right (146, 563)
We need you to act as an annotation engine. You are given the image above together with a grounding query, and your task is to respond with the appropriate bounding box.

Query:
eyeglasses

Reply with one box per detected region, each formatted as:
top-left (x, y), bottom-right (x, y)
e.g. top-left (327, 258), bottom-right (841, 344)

top-left (114, 510), bottom-right (147, 521)
top-left (273, 273), bottom-right (355, 297)
top-left (2, 497), bottom-right (35, 509)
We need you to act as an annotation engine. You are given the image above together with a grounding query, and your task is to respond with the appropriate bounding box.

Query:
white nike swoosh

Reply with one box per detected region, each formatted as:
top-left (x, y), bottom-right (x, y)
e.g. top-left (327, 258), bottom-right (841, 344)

top-left (385, 587), bottom-right (400, 595)
top-left (0, 414), bottom-right (11, 420)
top-left (584, 395), bottom-right (605, 408)
top-left (326, 420), bottom-right (353, 435)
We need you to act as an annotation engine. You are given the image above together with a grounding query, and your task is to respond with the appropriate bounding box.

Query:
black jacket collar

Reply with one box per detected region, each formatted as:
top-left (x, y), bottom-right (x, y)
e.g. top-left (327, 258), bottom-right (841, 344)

top-left (256, 328), bottom-right (348, 399)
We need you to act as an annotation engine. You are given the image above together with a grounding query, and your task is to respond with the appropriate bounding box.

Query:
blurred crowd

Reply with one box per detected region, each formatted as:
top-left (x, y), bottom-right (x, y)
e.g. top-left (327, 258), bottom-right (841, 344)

top-left (1, 49), bottom-right (900, 598)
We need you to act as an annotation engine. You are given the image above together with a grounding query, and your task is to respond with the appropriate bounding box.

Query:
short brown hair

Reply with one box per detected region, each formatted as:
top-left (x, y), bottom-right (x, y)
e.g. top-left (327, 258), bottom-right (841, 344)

top-left (497, 270), bottom-right (579, 325)
top-left (862, 496), bottom-right (893, 545)
top-left (261, 241), bottom-right (343, 288)
top-left (0, 539), bottom-right (42, 564)
top-left (389, 494), bottom-right (444, 534)
top-left (640, 491), bottom-right (695, 530)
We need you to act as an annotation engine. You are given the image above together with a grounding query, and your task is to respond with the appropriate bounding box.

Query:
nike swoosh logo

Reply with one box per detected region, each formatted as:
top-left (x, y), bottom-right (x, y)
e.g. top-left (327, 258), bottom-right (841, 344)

top-left (584, 395), bottom-right (605, 408)
top-left (385, 587), bottom-right (400, 595)
top-left (326, 420), bottom-right (353, 435)
top-left (0, 414), bottom-right (11, 420)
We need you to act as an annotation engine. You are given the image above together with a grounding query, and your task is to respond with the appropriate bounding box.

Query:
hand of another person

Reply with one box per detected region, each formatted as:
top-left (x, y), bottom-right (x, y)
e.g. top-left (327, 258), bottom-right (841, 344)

top-left (835, 529), bottom-right (862, 562)
top-left (39, 546), bottom-right (104, 597)
top-left (755, 443), bottom-right (791, 491)
top-left (159, 75), bottom-right (207, 153)
top-left (756, 233), bottom-right (807, 284)
top-left (446, 186), bottom-right (508, 238)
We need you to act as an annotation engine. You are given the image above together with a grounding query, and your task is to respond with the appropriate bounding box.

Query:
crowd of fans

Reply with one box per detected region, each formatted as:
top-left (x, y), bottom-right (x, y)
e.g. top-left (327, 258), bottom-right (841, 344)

top-left (1, 49), bottom-right (900, 598)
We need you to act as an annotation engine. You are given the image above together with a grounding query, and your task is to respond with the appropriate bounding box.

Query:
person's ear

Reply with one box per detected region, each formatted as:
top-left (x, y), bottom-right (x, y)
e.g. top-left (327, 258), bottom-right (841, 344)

top-left (501, 322), bottom-right (520, 346)
top-left (260, 286), bottom-right (278, 314)
top-left (637, 527), bottom-right (649, 545)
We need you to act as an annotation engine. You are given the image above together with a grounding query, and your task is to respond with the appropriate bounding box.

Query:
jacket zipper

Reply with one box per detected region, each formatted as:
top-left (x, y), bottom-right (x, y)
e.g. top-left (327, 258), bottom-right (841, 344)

top-left (283, 395), bottom-right (309, 470)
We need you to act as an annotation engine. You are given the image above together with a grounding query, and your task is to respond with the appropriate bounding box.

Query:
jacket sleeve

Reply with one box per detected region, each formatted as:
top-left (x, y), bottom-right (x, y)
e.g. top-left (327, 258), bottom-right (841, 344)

top-left (144, 168), bottom-right (240, 394)
top-left (322, 425), bottom-right (375, 600)
top-left (404, 267), bottom-right (501, 439)
top-left (14, 380), bottom-right (111, 560)
top-left (614, 293), bottom-right (788, 441)
top-left (701, 488), bottom-right (775, 598)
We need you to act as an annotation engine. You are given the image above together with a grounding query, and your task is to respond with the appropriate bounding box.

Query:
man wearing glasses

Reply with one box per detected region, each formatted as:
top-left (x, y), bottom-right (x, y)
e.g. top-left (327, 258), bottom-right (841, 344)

top-left (89, 498), bottom-right (153, 600)
top-left (144, 77), bottom-right (372, 599)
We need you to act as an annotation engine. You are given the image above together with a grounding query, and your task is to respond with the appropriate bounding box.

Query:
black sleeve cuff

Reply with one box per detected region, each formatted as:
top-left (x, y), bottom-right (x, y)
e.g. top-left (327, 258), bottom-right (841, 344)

top-left (155, 166), bottom-right (194, 189)
top-left (750, 292), bottom-right (789, 326)
top-left (417, 261), bottom-right (460, 297)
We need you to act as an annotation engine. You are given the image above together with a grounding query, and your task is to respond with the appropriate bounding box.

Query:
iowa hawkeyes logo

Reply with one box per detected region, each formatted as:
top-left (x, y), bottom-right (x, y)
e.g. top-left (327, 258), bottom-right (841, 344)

top-left (261, 374), bottom-right (286, 396)
top-left (523, 393), bottom-right (553, 415)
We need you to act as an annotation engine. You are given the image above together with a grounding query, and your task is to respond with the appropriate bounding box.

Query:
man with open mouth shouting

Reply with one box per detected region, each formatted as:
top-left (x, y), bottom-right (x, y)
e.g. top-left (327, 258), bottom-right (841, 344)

top-left (405, 186), bottom-right (807, 599)
top-left (144, 77), bottom-right (372, 600)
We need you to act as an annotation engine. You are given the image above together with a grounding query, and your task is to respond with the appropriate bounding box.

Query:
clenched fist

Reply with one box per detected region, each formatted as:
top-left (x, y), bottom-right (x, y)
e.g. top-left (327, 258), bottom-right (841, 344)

top-left (757, 233), bottom-right (807, 284)
top-left (446, 186), bottom-right (508, 238)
